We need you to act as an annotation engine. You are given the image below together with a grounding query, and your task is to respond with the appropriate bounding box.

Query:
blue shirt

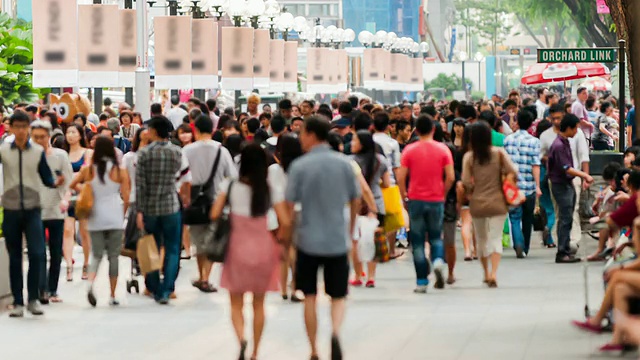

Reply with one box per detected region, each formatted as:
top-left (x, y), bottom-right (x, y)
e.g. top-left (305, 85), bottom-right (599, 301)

top-left (504, 130), bottom-right (541, 195)
top-left (627, 108), bottom-right (636, 143)
top-left (548, 135), bottom-right (574, 185)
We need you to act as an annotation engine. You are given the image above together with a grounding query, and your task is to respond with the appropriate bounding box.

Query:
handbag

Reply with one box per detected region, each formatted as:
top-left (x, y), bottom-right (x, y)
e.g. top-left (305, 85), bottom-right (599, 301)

top-left (373, 229), bottom-right (390, 263)
top-left (183, 148), bottom-right (222, 225)
top-left (498, 150), bottom-right (524, 206)
top-left (136, 233), bottom-right (162, 275)
top-left (204, 181), bottom-right (234, 263)
top-left (75, 167), bottom-right (94, 220)
top-left (533, 206), bottom-right (547, 232)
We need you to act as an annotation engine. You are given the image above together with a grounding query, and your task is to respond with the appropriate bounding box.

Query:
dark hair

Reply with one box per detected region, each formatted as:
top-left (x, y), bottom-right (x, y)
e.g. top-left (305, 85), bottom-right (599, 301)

top-left (624, 146), bottom-right (640, 159)
top-left (600, 101), bottom-right (612, 114)
top-left (97, 126), bottom-right (112, 136)
top-left (549, 103), bottom-right (565, 115)
top-left (147, 115), bottom-right (174, 139)
top-left (205, 98), bottom-right (216, 111)
top-left (270, 115), bottom-right (286, 134)
top-left (224, 134), bottom-right (243, 158)
top-left (348, 95), bottom-right (359, 109)
top-left (51, 133), bottom-right (65, 149)
top-left (433, 120), bottom-right (447, 142)
top-left (171, 95), bottom-right (180, 106)
top-left (517, 109), bottom-right (535, 131)
top-left (150, 103), bottom-right (162, 115)
top-left (276, 134), bottom-right (303, 173)
top-left (218, 114), bottom-right (231, 129)
top-left (560, 113), bottom-right (580, 132)
top-left (103, 97), bottom-right (112, 106)
top-left (353, 112), bottom-right (372, 131)
top-left (576, 86), bottom-right (587, 95)
top-left (247, 118), bottom-right (261, 134)
top-left (449, 100), bottom-right (460, 113)
top-left (198, 103), bottom-right (209, 117)
top-left (354, 130), bottom-right (378, 185)
top-left (258, 112), bottom-right (271, 122)
top-left (361, 103), bottom-right (374, 113)
top-left (415, 115), bottom-right (434, 135)
top-left (478, 110), bottom-right (498, 129)
top-left (469, 122), bottom-right (492, 165)
top-left (338, 101), bottom-right (353, 115)
top-left (189, 108), bottom-right (202, 121)
top-left (327, 132), bottom-right (343, 152)
top-left (224, 120), bottom-right (242, 137)
top-left (9, 110), bottom-right (30, 125)
top-left (602, 162), bottom-right (622, 181)
top-left (373, 111), bottom-right (390, 132)
top-left (99, 113), bottom-right (109, 121)
top-left (64, 123), bottom-right (88, 150)
top-left (396, 121), bottom-right (410, 133)
top-left (239, 143), bottom-right (270, 217)
top-left (194, 114), bottom-right (214, 134)
top-left (458, 104), bottom-right (476, 120)
top-left (536, 88), bottom-right (546, 98)
top-left (42, 111), bottom-right (60, 130)
top-left (73, 113), bottom-right (87, 126)
top-left (132, 127), bottom-right (145, 152)
top-left (303, 116), bottom-right (331, 142)
top-left (586, 95), bottom-right (596, 110)
top-left (628, 170), bottom-right (640, 191)
top-left (278, 99), bottom-right (292, 110)
top-left (461, 123), bottom-right (472, 153)
top-left (119, 110), bottom-right (133, 124)
top-left (521, 105), bottom-right (537, 121)
top-left (223, 107), bottom-right (235, 117)
top-left (25, 104), bottom-right (38, 114)
top-left (254, 128), bottom-right (269, 143)
top-left (316, 106), bottom-right (333, 120)
top-left (92, 136), bottom-right (119, 184)
top-left (420, 105), bottom-right (437, 117)
top-left (502, 99), bottom-right (517, 109)
top-left (291, 117), bottom-right (304, 124)
top-left (188, 97), bottom-right (202, 106)
top-left (536, 119), bottom-right (552, 138)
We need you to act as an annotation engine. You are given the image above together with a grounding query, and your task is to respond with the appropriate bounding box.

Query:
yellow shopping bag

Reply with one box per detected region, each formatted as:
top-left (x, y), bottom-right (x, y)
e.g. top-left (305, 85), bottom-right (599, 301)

top-left (382, 185), bottom-right (403, 214)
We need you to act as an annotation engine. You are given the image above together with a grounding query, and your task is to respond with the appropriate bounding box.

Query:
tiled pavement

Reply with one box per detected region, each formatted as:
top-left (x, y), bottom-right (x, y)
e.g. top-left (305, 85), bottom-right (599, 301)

top-left (0, 233), bottom-right (635, 360)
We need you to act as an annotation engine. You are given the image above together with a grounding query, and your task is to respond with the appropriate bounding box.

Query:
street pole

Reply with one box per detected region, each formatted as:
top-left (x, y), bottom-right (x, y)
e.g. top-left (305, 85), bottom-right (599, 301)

top-left (619, 39), bottom-right (626, 152)
top-left (461, 60), bottom-right (466, 100)
top-left (478, 61), bottom-right (481, 95)
top-left (169, 0), bottom-right (179, 100)
top-left (193, 5), bottom-right (205, 101)
top-left (124, 0), bottom-right (134, 107)
top-left (135, 0), bottom-right (151, 121)
top-left (93, 0), bottom-right (102, 115)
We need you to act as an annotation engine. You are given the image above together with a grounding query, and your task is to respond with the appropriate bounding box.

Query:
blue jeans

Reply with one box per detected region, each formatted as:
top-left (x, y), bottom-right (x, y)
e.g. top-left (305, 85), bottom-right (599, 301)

top-left (551, 182), bottom-right (576, 258)
top-left (143, 212), bottom-right (182, 300)
top-left (539, 166), bottom-right (556, 245)
top-left (41, 219), bottom-right (64, 295)
top-left (3, 209), bottom-right (45, 306)
top-left (408, 200), bottom-right (444, 286)
top-left (509, 193), bottom-right (536, 254)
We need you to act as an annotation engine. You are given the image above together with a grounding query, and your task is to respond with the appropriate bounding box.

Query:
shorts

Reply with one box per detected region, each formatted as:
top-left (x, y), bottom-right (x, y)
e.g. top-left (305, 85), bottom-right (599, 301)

top-left (443, 221), bottom-right (456, 246)
top-left (377, 213), bottom-right (386, 228)
top-left (189, 224), bottom-right (210, 255)
top-left (295, 250), bottom-right (349, 299)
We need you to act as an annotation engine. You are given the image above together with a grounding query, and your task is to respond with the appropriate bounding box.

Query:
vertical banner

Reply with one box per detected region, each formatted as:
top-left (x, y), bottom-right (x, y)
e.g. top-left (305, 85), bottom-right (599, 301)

top-left (389, 53), bottom-right (405, 91)
top-left (363, 48), bottom-right (385, 90)
top-left (307, 47), bottom-right (329, 94)
top-left (410, 57), bottom-right (424, 91)
top-left (221, 27), bottom-right (254, 90)
top-left (400, 55), bottom-right (411, 91)
top-left (269, 39), bottom-right (285, 92)
top-left (119, 9), bottom-right (137, 87)
top-left (283, 41), bottom-right (298, 92)
top-left (324, 48), bottom-right (335, 93)
top-left (335, 49), bottom-right (348, 93)
top-left (253, 29), bottom-right (270, 89)
top-left (33, 0), bottom-right (79, 87)
top-left (191, 19), bottom-right (218, 89)
top-left (78, 5), bottom-right (119, 87)
top-left (154, 16), bottom-right (192, 89)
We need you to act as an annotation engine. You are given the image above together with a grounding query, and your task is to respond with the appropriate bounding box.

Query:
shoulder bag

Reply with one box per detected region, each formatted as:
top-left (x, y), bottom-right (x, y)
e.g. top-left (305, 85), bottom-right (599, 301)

top-left (75, 167), bottom-right (95, 220)
top-left (205, 180), bottom-right (233, 263)
top-left (498, 150), bottom-right (524, 206)
top-left (183, 148), bottom-right (222, 225)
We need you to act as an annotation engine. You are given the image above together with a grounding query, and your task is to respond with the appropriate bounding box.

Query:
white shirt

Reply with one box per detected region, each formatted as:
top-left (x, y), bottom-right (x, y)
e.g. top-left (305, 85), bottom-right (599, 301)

top-left (540, 127), bottom-right (590, 169)
top-left (535, 99), bottom-right (547, 120)
top-left (122, 151), bottom-right (138, 203)
top-left (372, 132), bottom-right (400, 184)
top-left (166, 106), bottom-right (188, 130)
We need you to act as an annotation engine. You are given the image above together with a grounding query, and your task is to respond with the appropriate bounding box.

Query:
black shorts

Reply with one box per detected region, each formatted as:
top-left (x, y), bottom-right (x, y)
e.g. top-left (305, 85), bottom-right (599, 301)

top-left (377, 213), bottom-right (386, 228)
top-left (295, 250), bottom-right (349, 299)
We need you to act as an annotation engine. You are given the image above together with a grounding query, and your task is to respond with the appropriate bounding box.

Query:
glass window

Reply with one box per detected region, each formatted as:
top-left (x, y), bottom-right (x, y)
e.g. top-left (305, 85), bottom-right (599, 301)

top-left (284, 4), bottom-right (305, 16)
top-left (308, 4), bottom-right (330, 17)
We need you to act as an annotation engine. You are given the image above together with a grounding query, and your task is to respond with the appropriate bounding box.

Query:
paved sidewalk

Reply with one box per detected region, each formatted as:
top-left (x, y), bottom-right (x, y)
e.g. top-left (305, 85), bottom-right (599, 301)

top-left (0, 233), bottom-right (633, 360)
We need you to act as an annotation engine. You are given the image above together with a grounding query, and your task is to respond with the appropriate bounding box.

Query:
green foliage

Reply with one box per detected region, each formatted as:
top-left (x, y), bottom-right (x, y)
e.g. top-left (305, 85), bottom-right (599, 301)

top-left (424, 73), bottom-right (473, 95)
top-left (0, 13), bottom-right (48, 104)
top-left (454, 0), bottom-right (513, 54)
top-left (470, 91), bottom-right (485, 101)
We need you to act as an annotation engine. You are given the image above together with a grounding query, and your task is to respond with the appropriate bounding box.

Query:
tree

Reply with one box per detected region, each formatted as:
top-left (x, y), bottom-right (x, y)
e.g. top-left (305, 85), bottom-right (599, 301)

top-left (0, 13), bottom-right (47, 103)
top-left (563, 0), bottom-right (616, 48)
top-left (424, 73), bottom-right (473, 97)
top-left (455, 0), bottom-right (513, 56)
top-left (506, 0), bottom-right (580, 48)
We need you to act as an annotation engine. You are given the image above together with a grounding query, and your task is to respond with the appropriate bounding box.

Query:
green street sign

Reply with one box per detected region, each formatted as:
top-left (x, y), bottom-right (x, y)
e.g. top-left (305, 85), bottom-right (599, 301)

top-left (537, 48), bottom-right (616, 63)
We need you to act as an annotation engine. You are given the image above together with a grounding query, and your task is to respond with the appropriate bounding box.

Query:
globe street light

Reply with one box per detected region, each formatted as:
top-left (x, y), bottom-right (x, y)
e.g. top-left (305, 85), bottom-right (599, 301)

top-left (474, 52), bottom-right (485, 95)
top-left (358, 30), bottom-right (374, 47)
top-left (458, 51), bottom-right (469, 100)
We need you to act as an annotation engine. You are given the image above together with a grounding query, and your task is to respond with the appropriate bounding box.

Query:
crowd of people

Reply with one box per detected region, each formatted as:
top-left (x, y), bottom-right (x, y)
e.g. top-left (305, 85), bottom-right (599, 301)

top-left (2, 85), bottom-right (640, 358)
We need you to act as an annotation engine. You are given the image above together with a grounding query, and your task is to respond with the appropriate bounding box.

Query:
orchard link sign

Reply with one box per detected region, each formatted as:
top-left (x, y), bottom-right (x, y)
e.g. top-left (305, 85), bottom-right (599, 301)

top-left (537, 48), bottom-right (616, 63)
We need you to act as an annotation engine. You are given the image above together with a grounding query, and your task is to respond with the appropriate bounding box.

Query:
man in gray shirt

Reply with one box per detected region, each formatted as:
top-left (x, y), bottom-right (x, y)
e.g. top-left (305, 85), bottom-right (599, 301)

top-left (182, 115), bottom-right (237, 293)
top-left (286, 116), bottom-right (360, 360)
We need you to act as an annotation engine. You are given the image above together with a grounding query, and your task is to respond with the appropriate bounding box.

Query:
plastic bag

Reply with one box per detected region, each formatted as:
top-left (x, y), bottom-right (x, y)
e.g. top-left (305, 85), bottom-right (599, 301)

top-left (356, 216), bottom-right (378, 263)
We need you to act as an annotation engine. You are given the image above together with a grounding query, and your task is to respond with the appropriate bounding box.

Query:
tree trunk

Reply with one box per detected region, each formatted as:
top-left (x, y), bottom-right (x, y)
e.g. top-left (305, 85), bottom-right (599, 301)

top-left (515, 14), bottom-right (545, 48)
top-left (563, 0), bottom-right (616, 47)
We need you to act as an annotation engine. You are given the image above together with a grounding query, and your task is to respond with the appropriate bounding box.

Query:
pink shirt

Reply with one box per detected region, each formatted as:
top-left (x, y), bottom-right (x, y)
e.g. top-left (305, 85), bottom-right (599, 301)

top-left (401, 140), bottom-right (453, 202)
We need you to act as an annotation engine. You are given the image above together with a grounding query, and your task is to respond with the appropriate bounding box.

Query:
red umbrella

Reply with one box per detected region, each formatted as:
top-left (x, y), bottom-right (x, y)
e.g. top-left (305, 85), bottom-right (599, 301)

top-left (520, 62), bottom-right (610, 85)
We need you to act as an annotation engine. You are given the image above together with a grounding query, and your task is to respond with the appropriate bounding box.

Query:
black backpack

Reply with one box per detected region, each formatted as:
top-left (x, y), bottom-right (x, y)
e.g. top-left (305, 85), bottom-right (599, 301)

top-left (183, 148), bottom-right (221, 225)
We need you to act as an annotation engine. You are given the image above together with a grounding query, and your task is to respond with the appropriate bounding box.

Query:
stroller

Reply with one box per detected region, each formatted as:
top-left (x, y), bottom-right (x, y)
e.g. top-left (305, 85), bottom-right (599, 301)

top-left (121, 208), bottom-right (141, 294)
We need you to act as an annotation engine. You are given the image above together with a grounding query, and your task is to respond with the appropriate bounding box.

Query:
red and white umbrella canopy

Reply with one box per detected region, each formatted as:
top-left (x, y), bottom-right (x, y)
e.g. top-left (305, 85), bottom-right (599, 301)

top-left (580, 76), bottom-right (612, 91)
top-left (521, 62), bottom-right (610, 85)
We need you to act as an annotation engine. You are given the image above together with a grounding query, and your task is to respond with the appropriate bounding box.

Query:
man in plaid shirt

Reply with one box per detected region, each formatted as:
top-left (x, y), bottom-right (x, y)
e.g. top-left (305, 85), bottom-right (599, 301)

top-left (504, 110), bottom-right (542, 258)
top-left (136, 116), bottom-right (190, 304)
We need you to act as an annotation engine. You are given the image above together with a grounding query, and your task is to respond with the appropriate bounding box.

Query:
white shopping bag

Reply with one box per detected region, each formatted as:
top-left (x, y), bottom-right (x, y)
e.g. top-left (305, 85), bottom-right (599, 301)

top-left (356, 216), bottom-right (378, 263)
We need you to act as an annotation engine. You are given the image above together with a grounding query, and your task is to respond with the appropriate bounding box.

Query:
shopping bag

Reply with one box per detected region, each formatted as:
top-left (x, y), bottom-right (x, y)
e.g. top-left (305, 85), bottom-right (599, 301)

top-left (356, 216), bottom-right (378, 263)
top-left (381, 185), bottom-right (403, 214)
top-left (533, 207), bottom-right (547, 232)
top-left (383, 212), bottom-right (405, 233)
top-left (136, 233), bottom-right (162, 275)
top-left (374, 230), bottom-right (390, 263)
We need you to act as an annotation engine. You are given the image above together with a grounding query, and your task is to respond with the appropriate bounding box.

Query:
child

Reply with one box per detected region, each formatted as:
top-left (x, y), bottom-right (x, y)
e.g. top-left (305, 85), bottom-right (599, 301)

top-left (587, 162), bottom-right (622, 261)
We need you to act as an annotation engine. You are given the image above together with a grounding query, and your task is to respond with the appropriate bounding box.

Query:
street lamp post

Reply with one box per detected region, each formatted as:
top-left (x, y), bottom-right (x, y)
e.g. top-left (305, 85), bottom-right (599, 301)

top-left (475, 52), bottom-right (484, 97)
top-left (458, 50), bottom-right (468, 100)
top-left (134, 0), bottom-right (150, 120)
top-left (93, 0), bottom-right (102, 115)
top-left (168, 0), bottom-right (179, 100)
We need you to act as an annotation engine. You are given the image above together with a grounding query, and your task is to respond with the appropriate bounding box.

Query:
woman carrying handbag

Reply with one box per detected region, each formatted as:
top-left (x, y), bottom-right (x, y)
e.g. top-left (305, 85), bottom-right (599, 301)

top-left (210, 143), bottom-right (291, 360)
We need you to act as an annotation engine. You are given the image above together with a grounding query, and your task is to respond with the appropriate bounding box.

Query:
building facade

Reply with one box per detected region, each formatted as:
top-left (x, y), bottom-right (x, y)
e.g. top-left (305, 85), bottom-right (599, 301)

top-left (279, 0), bottom-right (342, 26)
top-left (342, 0), bottom-right (420, 46)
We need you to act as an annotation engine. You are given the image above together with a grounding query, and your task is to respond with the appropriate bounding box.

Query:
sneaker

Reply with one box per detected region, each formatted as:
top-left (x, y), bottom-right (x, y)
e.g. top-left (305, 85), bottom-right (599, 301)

top-left (413, 285), bottom-right (428, 294)
top-left (515, 247), bottom-right (525, 259)
top-left (9, 305), bottom-right (24, 318)
top-left (156, 297), bottom-right (170, 305)
top-left (556, 255), bottom-right (581, 264)
top-left (432, 259), bottom-right (446, 289)
top-left (109, 298), bottom-right (120, 306)
top-left (87, 289), bottom-right (97, 307)
top-left (27, 301), bottom-right (44, 316)
top-left (331, 335), bottom-right (343, 360)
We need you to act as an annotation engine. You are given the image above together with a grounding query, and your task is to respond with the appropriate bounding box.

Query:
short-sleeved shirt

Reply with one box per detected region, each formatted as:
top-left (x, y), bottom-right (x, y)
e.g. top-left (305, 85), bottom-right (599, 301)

top-left (285, 144), bottom-right (360, 256)
top-left (183, 140), bottom-right (237, 199)
top-left (627, 108), bottom-right (636, 142)
top-left (352, 153), bottom-right (388, 215)
top-left (504, 130), bottom-right (541, 195)
top-left (400, 140), bottom-right (453, 202)
top-left (136, 141), bottom-right (184, 216)
top-left (540, 127), bottom-right (590, 169)
top-left (372, 132), bottom-right (400, 184)
top-left (571, 100), bottom-right (592, 138)
top-left (547, 135), bottom-right (574, 185)
top-left (609, 193), bottom-right (638, 228)
top-left (218, 177), bottom-right (283, 217)
top-left (492, 130), bottom-right (505, 147)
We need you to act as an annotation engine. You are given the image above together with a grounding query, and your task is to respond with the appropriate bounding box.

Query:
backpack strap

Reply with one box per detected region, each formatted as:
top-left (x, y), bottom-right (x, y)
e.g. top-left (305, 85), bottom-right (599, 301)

top-left (201, 147), bottom-right (222, 195)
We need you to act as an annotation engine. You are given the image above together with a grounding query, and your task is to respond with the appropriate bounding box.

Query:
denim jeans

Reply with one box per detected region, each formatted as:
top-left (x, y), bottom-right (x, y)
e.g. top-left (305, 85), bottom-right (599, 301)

top-left (41, 219), bottom-right (64, 296)
top-left (143, 212), bottom-right (182, 300)
top-left (539, 166), bottom-right (555, 245)
top-left (3, 209), bottom-right (45, 306)
top-left (550, 182), bottom-right (576, 258)
top-left (509, 193), bottom-right (536, 254)
top-left (408, 200), bottom-right (444, 286)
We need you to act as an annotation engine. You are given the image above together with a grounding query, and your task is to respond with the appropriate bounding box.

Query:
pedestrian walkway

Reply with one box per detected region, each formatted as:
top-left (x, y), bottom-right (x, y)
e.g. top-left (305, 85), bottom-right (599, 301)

top-left (0, 234), bottom-right (629, 360)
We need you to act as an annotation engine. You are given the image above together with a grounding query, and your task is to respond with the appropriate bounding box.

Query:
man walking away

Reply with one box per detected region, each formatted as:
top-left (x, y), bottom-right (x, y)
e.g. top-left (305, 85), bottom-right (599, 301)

top-left (286, 116), bottom-right (360, 360)
top-left (397, 115), bottom-right (455, 292)
top-left (183, 115), bottom-right (237, 293)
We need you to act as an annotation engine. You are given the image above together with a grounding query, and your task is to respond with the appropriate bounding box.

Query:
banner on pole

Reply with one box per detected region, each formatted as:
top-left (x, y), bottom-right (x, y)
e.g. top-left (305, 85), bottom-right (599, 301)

top-left (221, 27), bottom-right (254, 90)
top-left (78, 5), bottom-right (119, 87)
top-left (410, 57), bottom-right (424, 91)
top-left (32, 0), bottom-right (79, 87)
top-left (363, 48), bottom-right (386, 90)
top-left (154, 16), bottom-right (192, 89)
top-left (119, 9), bottom-right (137, 87)
top-left (283, 41), bottom-right (298, 92)
top-left (335, 49), bottom-right (348, 93)
top-left (269, 39), bottom-right (285, 92)
top-left (253, 29), bottom-right (270, 89)
top-left (191, 19), bottom-right (218, 89)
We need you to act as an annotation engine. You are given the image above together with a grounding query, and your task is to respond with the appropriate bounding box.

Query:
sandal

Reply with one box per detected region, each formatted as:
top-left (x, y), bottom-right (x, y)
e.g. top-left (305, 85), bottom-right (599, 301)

top-left (546, 243), bottom-right (557, 248)
top-left (587, 253), bottom-right (607, 262)
top-left (487, 279), bottom-right (498, 288)
top-left (349, 279), bottom-right (363, 287)
top-left (49, 295), bottom-right (63, 303)
top-left (66, 267), bottom-right (73, 282)
top-left (365, 280), bottom-right (375, 288)
top-left (191, 280), bottom-right (203, 288)
top-left (464, 256), bottom-right (472, 262)
top-left (446, 277), bottom-right (456, 285)
top-left (81, 266), bottom-right (89, 280)
top-left (389, 251), bottom-right (405, 260)
top-left (198, 282), bottom-right (218, 293)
